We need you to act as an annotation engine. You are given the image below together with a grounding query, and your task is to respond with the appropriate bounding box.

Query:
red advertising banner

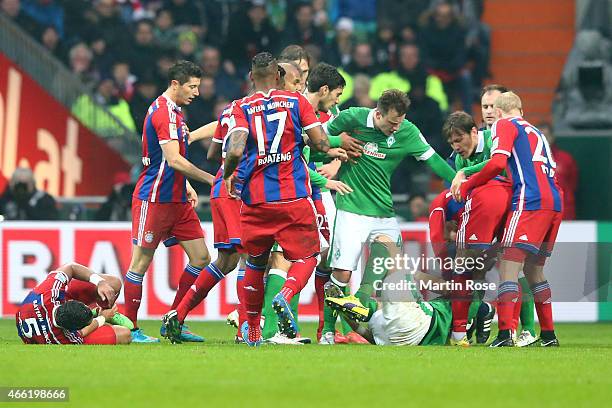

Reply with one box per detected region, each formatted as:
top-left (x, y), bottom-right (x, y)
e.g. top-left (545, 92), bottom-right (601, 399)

top-left (0, 53), bottom-right (131, 197)
top-left (0, 222), bottom-right (431, 320)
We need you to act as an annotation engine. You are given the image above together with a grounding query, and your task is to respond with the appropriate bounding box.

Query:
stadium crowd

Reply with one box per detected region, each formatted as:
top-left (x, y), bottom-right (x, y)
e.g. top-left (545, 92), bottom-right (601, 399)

top-left (1, 0), bottom-right (491, 198)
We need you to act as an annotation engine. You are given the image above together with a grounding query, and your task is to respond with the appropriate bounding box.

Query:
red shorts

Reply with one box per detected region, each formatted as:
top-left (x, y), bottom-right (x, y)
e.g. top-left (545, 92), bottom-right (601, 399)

top-left (240, 197), bottom-right (319, 261)
top-left (131, 199), bottom-right (204, 249)
top-left (457, 180), bottom-right (511, 250)
top-left (314, 199), bottom-right (330, 245)
top-left (501, 209), bottom-right (562, 262)
top-left (83, 325), bottom-right (117, 345)
top-left (211, 197), bottom-right (243, 251)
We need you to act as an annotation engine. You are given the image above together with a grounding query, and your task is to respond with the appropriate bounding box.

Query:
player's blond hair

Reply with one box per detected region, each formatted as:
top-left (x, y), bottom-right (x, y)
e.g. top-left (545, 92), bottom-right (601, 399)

top-left (494, 92), bottom-right (522, 113)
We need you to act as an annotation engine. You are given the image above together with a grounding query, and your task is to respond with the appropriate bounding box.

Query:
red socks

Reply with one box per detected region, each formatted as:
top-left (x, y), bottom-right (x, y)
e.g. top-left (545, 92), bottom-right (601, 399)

top-left (497, 280), bottom-right (519, 331)
top-left (171, 264), bottom-right (203, 310)
top-left (123, 271), bottom-right (144, 328)
top-left (531, 280), bottom-right (554, 331)
top-left (176, 264), bottom-right (224, 323)
top-left (279, 257), bottom-right (318, 302)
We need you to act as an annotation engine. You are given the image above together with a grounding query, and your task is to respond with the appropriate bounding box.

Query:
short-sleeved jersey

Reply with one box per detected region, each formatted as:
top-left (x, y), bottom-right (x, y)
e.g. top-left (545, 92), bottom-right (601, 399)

top-left (229, 89), bottom-right (321, 205)
top-left (16, 271), bottom-right (84, 344)
top-left (491, 117), bottom-right (562, 212)
top-left (327, 107), bottom-right (435, 217)
top-left (210, 102), bottom-right (244, 199)
top-left (133, 94), bottom-right (188, 203)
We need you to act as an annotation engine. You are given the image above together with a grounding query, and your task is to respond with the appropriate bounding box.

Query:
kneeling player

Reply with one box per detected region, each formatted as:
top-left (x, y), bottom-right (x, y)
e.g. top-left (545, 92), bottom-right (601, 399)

top-left (16, 263), bottom-right (132, 345)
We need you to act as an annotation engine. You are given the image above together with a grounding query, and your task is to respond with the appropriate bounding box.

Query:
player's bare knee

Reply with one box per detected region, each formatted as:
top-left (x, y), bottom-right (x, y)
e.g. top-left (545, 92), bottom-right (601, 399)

top-left (373, 234), bottom-right (394, 244)
top-left (114, 326), bottom-right (132, 344)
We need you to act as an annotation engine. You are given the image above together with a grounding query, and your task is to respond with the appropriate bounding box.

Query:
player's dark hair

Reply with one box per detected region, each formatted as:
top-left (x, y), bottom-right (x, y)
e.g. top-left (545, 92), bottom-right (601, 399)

top-left (480, 84), bottom-right (509, 99)
top-left (251, 52), bottom-right (278, 80)
top-left (307, 63), bottom-right (346, 93)
top-left (377, 89), bottom-right (410, 115)
top-left (167, 60), bottom-right (202, 85)
top-left (55, 300), bottom-right (93, 331)
top-left (442, 111), bottom-right (477, 141)
top-left (279, 45), bottom-right (311, 66)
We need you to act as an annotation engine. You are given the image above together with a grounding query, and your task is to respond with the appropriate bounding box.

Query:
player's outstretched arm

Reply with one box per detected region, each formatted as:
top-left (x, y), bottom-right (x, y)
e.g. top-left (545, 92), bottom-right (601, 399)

top-left (188, 121), bottom-right (218, 144)
top-left (452, 154), bottom-right (507, 202)
top-left (305, 125), bottom-right (330, 153)
top-left (161, 140), bottom-right (215, 186)
top-left (424, 153), bottom-right (456, 183)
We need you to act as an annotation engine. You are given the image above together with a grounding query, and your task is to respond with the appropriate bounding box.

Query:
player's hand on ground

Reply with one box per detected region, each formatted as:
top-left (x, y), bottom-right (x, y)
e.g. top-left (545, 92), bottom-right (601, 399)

top-left (224, 175), bottom-right (237, 198)
top-left (186, 182), bottom-right (199, 208)
top-left (97, 281), bottom-right (117, 306)
top-left (325, 180), bottom-right (353, 195)
top-left (327, 148), bottom-right (348, 162)
top-left (100, 304), bottom-right (118, 321)
top-left (340, 132), bottom-right (363, 160)
top-left (318, 160), bottom-right (341, 179)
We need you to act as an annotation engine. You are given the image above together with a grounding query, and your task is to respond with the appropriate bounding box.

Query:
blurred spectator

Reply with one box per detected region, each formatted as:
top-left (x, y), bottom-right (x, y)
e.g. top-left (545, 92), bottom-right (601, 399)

top-left (406, 76), bottom-right (447, 156)
top-left (129, 73), bottom-right (159, 134)
top-left (177, 30), bottom-right (198, 61)
top-left (324, 17), bottom-right (354, 69)
top-left (224, 1), bottom-right (278, 73)
top-left (340, 74), bottom-right (375, 109)
top-left (185, 76), bottom-right (217, 131)
top-left (200, 46), bottom-right (242, 100)
top-left (88, 31), bottom-right (114, 77)
top-left (539, 123), bottom-right (579, 220)
top-left (282, 2), bottom-right (326, 49)
top-left (419, 0), bottom-right (473, 113)
top-left (163, 0), bottom-right (203, 37)
top-left (377, 0), bottom-right (430, 31)
top-left (93, 77), bottom-right (137, 131)
top-left (373, 20), bottom-right (398, 71)
top-left (456, 0), bottom-right (491, 92)
top-left (129, 19), bottom-right (161, 78)
top-left (408, 193), bottom-right (429, 221)
top-left (20, 0), bottom-right (64, 37)
top-left (69, 42), bottom-right (98, 89)
top-left (266, 0), bottom-right (288, 32)
top-left (0, 168), bottom-right (58, 220)
top-left (312, 0), bottom-right (329, 30)
top-left (95, 172), bottom-right (134, 221)
top-left (370, 43), bottom-right (448, 112)
top-left (1, 0), bottom-right (41, 36)
top-left (86, 0), bottom-right (129, 57)
top-left (154, 50), bottom-right (178, 90)
top-left (154, 8), bottom-right (179, 49)
top-left (336, 0), bottom-right (376, 38)
top-left (112, 60), bottom-right (136, 101)
top-left (38, 24), bottom-right (67, 62)
top-left (345, 43), bottom-right (378, 77)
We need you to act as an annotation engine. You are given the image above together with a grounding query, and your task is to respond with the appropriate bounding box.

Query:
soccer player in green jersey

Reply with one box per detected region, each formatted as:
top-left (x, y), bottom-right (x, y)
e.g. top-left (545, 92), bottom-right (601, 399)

top-left (320, 89), bottom-right (456, 344)
top-left (327, 236), bottom-right (452, 346)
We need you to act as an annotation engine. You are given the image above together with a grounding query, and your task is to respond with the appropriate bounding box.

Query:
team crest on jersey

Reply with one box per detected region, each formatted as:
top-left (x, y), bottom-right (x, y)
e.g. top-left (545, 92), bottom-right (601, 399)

top-left (334, 248), bottom-right (341, 260)
top-left (386, 135), bottom-right (396, 147)
top-left (363, 142), bottom-right (386, 159)
top-left (144, 231), bottom-right (154, 244)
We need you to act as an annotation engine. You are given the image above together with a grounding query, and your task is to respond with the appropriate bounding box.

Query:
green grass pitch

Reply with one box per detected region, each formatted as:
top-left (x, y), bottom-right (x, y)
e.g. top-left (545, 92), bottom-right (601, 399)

top-left (1, 319), bottom-right (611, 408)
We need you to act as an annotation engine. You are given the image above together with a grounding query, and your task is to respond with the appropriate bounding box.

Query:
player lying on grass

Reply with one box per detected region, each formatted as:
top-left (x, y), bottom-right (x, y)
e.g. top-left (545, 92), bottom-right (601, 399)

top-left (16, 263), bottom-right (132, 345)
top-left (325, 234), bottom-right (452, 346)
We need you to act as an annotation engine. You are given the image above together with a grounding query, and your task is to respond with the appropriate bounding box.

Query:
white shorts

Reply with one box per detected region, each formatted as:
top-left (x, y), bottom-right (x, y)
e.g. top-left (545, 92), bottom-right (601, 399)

top-left (329, 209), bottom-right (401, 271)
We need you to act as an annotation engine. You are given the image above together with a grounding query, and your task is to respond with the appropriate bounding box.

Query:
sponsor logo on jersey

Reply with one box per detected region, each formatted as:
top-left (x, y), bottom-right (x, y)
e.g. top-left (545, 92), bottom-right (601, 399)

top-left (363, 142), bottom-right (386, 159)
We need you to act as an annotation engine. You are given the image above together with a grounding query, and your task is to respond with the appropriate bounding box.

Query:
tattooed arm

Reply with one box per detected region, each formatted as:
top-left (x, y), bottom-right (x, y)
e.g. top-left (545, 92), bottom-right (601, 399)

top-left (305, 124), bottom-right (330, 153)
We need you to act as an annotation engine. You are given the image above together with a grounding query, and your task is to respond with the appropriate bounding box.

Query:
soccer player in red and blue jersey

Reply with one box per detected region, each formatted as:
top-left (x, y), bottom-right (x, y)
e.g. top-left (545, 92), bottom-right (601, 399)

top-left (453, 92), bottom-right (562, 347)
top-left (126, 61), bottom-right (215, 343)
top-left (16, 263), bottom-right (131, 345)
top-left (223, 52), bottom-right (330, 346)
